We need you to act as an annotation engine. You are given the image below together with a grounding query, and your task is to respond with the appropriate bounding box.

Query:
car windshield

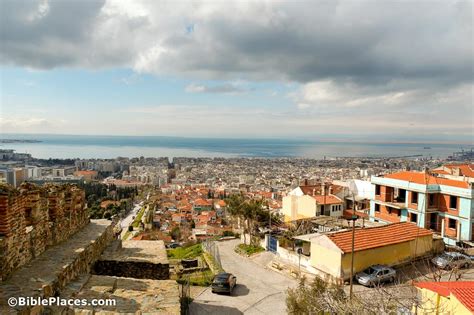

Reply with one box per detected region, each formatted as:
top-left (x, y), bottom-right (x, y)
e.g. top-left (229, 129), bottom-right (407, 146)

top-left (213, 274), bottom-right (229, 283)
top-left (439, 254), bottom-right (453, 260)
top-left (363, 267), bottom-right (377, 275)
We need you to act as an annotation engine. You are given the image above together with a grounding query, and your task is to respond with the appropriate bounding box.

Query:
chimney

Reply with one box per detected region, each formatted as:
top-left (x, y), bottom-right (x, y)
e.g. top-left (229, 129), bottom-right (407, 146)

top-left (321, 183), bottom-right (326, 196)
top-left (328, 186), bottom-right (333, 195)
top-left (312, 188), bottom-right (316, 196)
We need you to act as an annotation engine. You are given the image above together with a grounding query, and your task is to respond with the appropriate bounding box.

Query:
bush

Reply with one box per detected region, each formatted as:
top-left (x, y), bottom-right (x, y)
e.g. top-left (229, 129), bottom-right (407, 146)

top-left (221, 231), bottom-right (240, 238)
top-left (235, 244), bottom-right (264, 256)
top-left (167, 244), bottom-right (203, 259)
top-left (177, 270), bottom-right (214, 286)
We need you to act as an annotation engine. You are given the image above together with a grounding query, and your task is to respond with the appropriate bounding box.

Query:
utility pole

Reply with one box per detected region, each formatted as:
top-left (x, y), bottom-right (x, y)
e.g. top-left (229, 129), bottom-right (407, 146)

top-left (267, 203), bottom-right (271, 231)
top-left (348, 192), bottom-right (358, 300)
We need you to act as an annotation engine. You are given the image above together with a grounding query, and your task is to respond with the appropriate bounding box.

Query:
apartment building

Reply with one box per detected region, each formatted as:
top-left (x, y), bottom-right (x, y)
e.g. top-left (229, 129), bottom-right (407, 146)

top-left (369, 171), bottom-right (474, 246)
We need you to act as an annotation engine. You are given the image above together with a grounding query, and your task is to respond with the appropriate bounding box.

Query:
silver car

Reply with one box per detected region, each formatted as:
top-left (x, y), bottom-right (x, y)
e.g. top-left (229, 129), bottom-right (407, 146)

top-left (355, 265), bottom-right (396, 287)
top-left (431, 252), bottom-right (471, 269)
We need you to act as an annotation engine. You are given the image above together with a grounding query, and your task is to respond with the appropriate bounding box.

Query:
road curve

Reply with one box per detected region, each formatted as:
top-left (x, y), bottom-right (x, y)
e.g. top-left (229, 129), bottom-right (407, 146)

top-left (190, 239), bottom-right (297, 315)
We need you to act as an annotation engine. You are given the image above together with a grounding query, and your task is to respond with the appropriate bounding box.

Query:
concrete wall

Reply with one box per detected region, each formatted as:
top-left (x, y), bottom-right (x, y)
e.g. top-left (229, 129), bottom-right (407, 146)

top-left (339, 235), bottom-right (433, 280)
top-left (297, 195), bottom-right (318, 218)
top-left (415, 287), bottom-right (471, 315)
top-left (310, 236), bottom-right (342, 280)
top-left (282, 194), bottom-right (317, 222)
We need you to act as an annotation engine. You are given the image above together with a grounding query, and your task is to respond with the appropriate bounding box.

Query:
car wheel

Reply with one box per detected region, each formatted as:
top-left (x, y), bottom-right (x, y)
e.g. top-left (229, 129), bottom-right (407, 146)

top-left (390, 277), bottom-right (395, 283)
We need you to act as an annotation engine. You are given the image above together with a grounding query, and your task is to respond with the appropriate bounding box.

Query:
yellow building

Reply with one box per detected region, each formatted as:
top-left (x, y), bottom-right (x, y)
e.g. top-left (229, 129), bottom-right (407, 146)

top-left (309, 222), bottom-right (434, 283)
top-left (282, 185), bottom-right (344, 222)
top-left (414, 281), bottom-right (474, 314)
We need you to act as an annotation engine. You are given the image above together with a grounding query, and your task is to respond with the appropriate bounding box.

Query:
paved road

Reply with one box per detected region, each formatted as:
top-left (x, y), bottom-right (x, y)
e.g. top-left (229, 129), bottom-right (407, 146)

top-left (120, 201), bottom-right (143, 237)
top-left (190, 240), bottom-right (297, 315)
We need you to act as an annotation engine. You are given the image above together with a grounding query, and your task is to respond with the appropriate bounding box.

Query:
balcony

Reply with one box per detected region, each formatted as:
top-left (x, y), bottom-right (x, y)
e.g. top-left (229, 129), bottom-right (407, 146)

top-left (374, 199), bottom-right (406, 210)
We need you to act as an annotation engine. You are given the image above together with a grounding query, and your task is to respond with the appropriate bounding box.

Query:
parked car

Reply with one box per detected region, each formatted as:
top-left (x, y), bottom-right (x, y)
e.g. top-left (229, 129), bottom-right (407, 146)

top-left (355, 265), bottom-right (396, 287)
top-left (166, 242), bottom-right (181, 249)
top-left (211, 272), bottom-right (237, 294)
top-left (431, 252), bottom-right (472, 269)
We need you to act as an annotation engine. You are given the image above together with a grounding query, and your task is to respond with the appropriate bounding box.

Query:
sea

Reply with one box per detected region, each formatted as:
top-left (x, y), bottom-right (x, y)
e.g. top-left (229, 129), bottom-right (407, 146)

top-left (0, 134), bottom-right (470, 160)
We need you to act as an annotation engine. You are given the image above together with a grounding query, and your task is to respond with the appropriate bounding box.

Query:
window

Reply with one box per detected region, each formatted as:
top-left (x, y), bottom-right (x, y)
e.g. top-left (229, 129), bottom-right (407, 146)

top-left (411, 192), bottom-right (418, 204)
top-left (375, 185), bottom-right (381, 195)
top-left (448, 218), bottom-right (457, 229)
top-left (388, 207), bottom-right (399, 216)
top-left (428, 194), bottom-right (436, 207)
top-left (375, 204), bottom-right (380, 212)
top-left (449, 196), bottom-right (457, 209)
top-left (410, 213), bottom-right (418, 223)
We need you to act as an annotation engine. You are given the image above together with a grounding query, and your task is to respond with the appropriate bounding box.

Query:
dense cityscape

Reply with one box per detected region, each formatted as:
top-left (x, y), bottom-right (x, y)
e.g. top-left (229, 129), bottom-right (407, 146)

top-left (1, 0), bottom-right (473, 314)
top-left (1, 146), bottom-right (473, 314)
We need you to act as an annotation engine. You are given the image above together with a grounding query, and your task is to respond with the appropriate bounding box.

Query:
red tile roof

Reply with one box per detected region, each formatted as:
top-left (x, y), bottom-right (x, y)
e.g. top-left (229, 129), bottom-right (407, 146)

top-left (194, 198), bottom-right (212, 206)
top-left (383, 171), bottom-right (470, 189)
top-left (327, 222), bottom-right (432, 253)
top-left (314, 195), bottom-right (343, 205)
top-left (444, 164), bottom-right (474, 177)
top-left (415, 281), bottom-right (474, 312)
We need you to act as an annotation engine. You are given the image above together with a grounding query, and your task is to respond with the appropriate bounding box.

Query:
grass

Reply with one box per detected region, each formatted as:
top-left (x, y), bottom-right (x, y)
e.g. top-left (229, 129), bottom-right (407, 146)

top-left (167, 244), bottom-right (203, 259)
top-left (131, 206), bottom-right (146, 228)
top-left (177, 269), bottom-right (214, 286)
top-left (122, 230), bottom-right (131, 240)
top-left (236, 243), bottom-right (265, 256)
top-left (203, 252), bottom-right (224, 274)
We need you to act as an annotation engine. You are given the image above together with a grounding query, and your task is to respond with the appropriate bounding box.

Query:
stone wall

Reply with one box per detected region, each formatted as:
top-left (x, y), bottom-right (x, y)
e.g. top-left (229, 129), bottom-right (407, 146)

top-left (0, 182), bottom-right (89, 280)
top-left (0, 220), bottom-right (115, 315)
top-left (93, 260), bottom-right (170, 280)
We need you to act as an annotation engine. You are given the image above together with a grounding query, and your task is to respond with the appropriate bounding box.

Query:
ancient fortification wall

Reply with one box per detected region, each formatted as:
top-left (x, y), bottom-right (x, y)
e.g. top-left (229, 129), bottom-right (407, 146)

top-left (0, 182), bottom-right (90, 280)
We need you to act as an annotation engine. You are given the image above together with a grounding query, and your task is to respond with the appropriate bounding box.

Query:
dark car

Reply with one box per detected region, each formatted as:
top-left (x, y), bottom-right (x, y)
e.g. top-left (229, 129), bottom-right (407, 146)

top-left (166, 242), bottom-right (181, 249)
top-left (211, 272), bottom-right (237, 294)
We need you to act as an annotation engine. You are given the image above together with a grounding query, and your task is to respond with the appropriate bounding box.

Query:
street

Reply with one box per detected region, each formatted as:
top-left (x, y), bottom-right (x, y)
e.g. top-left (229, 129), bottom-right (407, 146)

top-left (190, 239), bottom-right (297, 315)
top-left (120, 201), bottom-right (143, 238)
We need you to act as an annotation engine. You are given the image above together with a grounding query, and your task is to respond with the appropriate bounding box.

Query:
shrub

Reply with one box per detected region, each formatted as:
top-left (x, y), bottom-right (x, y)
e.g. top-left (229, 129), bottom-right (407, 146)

top-left (167, 244), bottom-right (203, 259)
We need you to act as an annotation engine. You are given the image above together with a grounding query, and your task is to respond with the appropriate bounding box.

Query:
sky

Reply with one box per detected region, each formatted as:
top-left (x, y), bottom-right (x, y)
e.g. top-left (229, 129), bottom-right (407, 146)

top-left (0, 0), bottom-right (473, 142)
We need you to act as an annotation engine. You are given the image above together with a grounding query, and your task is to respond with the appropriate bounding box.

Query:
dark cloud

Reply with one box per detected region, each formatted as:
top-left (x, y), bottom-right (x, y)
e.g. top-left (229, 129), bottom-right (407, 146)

top-left (0, 0), bottom-right (472, 139)
top-left (0, 0), bottom-right (471, 84)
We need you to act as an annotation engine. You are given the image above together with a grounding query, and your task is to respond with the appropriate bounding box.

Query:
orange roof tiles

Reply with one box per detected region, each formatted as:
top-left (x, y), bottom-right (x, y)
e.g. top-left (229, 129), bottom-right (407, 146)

top-left (314, 195), bottom-right (343, 205)
top-left (415, 281), bottom-right (474, 312)
top-left (194, 198), bottom-right (212, 206)
top-left (444, 164), bottom-right (474, 177)
top-left (327, 222), bottom-right (432, 253)
top-left (383, 171), bottom-right (470, 189)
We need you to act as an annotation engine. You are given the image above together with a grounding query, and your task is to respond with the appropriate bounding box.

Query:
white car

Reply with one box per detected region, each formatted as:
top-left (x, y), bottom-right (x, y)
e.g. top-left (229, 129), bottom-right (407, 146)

top-left (431, 252), bottom-right (471, 269)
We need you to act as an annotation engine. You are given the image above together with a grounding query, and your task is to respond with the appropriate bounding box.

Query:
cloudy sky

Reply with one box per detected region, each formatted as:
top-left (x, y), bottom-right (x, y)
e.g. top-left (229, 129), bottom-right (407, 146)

top-left (0, 0), bottom-right (472, 142)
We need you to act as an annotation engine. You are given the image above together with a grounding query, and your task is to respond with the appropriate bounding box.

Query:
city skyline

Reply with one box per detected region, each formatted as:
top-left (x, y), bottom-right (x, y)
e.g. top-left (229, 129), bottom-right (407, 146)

top-left (1, 1), bottom-right (473, 142)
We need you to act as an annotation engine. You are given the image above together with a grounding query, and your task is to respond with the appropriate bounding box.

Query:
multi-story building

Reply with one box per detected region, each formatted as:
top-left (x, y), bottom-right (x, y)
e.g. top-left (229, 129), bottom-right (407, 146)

top-left (369, 171), bottom-right (474, 246)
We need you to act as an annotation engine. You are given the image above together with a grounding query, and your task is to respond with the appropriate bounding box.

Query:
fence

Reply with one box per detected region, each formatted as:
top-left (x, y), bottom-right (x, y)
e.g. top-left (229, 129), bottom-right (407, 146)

top-left (179, 276), bottom-right (191, 315)
top-left (202, 239), bottom-right (222, 271)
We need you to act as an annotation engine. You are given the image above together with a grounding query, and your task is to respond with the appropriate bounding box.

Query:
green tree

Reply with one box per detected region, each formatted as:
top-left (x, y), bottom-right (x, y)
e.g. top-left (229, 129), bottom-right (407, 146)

top-left (171, 226), bottom-right (181, 241)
